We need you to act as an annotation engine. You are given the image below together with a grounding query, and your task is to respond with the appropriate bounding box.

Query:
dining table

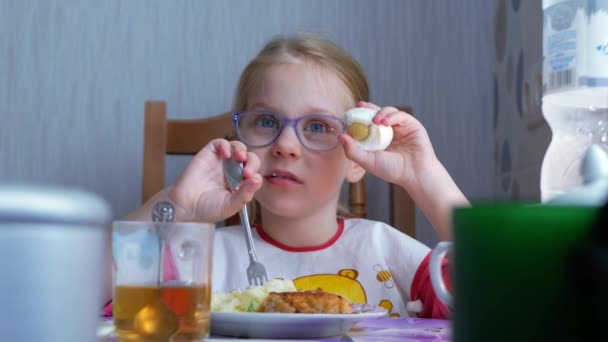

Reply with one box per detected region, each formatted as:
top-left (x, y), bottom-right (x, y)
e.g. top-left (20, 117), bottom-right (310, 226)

top-left (98, 316), bottom-right (451, 341)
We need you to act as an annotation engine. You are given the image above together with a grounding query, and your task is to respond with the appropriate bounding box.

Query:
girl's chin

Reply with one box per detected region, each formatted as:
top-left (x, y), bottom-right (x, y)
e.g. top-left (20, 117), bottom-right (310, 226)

top-left (257, 196), bottom-right (311, 217)
top-left (259, 202), bottom-right (304, 217)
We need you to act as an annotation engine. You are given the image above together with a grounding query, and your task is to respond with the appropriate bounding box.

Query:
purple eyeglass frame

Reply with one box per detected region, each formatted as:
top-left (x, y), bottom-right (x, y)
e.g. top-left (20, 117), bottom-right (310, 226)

top-left (232, 110), bottom-right (347, 152)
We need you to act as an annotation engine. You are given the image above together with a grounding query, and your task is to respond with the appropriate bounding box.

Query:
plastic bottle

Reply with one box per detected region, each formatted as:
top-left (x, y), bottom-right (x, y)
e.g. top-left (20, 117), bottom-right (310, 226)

top-left (540, 0), bottom-right (608, 202)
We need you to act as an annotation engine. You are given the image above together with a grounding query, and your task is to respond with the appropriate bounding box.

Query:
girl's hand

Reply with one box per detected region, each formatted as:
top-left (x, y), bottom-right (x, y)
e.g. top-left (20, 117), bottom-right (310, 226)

top-left (340, 101), bottom-right (437, 189)
top-left (340, 102), bottom-right (468, 241)
top-left (168, 139), bottom-right (262, 222)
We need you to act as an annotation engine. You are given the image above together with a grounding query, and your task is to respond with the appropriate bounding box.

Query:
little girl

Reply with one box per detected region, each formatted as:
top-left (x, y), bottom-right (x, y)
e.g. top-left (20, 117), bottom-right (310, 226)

top-left (108, 33), bottom-right (468, 318)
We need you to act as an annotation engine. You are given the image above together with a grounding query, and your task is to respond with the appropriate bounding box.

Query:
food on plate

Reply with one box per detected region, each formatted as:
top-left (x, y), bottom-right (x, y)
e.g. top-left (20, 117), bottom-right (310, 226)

top-left (258, 290), bottom-right (352, 314)
top-left (211, 278), bottom-right (297, 312)
top-left (344, 107), bottom-right (393, 151)
top-left (211, 278), bottom-right (353, 314)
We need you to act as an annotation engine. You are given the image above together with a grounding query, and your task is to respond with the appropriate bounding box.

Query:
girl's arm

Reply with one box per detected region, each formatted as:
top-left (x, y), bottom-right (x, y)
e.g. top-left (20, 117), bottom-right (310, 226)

top-left (102, 139), bottom-right (262, 305)
top-left (399, 157), bottom-right (468, 241)
top-left (340, 102), bottom-right (468, 241)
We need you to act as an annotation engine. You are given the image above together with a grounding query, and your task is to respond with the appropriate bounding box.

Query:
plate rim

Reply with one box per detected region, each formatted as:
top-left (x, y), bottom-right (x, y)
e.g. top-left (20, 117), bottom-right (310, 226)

top-left (210, 304), bottom-right (388, 338)
top-left (210, 303), bottom-right (388, 319)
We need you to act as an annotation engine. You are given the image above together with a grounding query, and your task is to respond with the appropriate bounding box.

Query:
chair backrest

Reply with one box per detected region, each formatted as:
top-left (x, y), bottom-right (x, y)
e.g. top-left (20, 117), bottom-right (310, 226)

top-left (141, 100), bottom-right (416, 237)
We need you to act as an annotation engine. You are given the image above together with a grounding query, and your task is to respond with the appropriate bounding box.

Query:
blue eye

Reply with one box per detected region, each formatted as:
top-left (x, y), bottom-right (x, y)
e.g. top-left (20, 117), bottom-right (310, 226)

top-left (305, 120), bottom-right (332, 134)
top-left (255, 115), bottom-right (278, 129)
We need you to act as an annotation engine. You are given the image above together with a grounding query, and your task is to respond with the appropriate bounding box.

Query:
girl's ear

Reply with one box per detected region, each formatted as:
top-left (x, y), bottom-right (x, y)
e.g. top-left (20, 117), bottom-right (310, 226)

top-left (345, 161), bottom-right (366, 183)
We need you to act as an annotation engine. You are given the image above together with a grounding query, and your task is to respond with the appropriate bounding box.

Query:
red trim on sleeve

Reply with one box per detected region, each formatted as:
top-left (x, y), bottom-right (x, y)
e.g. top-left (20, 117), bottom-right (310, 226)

top-left (255, 219), bottom-right (344, 252)
top-left (101, 301), bottom-right (113, 317)
top-left (410, 251), bottom-right (452, 319)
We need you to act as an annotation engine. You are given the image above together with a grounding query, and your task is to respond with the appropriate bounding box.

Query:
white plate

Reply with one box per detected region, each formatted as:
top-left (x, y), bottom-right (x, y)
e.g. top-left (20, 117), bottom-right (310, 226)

top-left (210, 304), bottom-right (388, 339)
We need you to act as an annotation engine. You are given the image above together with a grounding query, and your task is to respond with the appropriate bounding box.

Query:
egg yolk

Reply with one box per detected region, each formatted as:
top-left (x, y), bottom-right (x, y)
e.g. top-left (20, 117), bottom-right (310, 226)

top-left (347, 122), bottom-right (370, 141)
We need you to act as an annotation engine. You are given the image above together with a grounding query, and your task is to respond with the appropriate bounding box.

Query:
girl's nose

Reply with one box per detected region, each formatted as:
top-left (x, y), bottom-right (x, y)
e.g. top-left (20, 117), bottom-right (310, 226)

top-left (271, 126), bottom-right (301, 159)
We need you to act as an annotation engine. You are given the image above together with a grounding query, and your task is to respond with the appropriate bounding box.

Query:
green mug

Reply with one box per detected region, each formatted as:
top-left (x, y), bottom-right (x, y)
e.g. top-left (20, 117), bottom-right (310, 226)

top-left (430, 203), bottom-right (598, 342)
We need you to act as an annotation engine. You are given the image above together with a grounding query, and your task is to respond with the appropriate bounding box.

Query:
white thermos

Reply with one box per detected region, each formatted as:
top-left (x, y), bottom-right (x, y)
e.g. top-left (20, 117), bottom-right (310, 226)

top-left (0, 184), bottom-right (111, 341)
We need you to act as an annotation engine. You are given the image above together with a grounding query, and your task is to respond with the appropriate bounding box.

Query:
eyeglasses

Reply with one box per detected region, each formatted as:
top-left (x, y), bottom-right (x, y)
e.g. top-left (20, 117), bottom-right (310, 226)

top-left (232, 110), bottom-right (346, 152)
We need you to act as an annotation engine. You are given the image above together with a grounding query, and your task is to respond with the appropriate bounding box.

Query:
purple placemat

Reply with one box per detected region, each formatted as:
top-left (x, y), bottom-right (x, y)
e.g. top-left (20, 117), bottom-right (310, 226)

top-left (100, 317), bottom-right (451, 342)
top-left (341, 317), bottom-right (451, 342)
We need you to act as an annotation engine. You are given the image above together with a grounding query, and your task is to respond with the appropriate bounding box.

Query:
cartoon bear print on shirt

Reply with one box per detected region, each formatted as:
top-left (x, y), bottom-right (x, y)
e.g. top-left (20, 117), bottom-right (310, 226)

top-left (293, 269), bottom-right (367, 304)
top-left (293, 267), bottom-right (401, 317)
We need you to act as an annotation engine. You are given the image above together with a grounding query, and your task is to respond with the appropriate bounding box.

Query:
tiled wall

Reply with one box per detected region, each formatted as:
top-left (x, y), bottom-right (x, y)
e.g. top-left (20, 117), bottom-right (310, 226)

top-left (494, 0), bottom-right (552, 200)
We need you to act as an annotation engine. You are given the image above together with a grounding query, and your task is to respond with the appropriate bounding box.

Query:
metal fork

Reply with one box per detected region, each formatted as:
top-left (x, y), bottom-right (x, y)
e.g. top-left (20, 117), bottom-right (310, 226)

top-left (223, 154), bottom-right (269, 286)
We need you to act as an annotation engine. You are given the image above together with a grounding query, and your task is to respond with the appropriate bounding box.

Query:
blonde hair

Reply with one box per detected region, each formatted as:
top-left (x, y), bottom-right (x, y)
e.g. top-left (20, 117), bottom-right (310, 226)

top-left (234, 34), bottom-right (369, 221)
top-left (234, 33), bottom-right (369, 111)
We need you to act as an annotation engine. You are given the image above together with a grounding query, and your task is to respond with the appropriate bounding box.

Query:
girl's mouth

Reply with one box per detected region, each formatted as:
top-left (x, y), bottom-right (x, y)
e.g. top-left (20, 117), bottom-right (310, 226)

top-left (265, 169), bottom-right (303, 185)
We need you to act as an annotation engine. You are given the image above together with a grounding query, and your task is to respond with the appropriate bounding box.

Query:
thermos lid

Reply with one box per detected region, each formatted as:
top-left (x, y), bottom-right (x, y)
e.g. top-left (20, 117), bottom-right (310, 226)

top-left (0, 183), bottom-right (112, 226)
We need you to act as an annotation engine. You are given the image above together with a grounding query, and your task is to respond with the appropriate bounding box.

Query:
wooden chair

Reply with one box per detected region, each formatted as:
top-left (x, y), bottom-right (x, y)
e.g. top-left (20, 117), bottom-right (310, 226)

top-left (141, 100), bottom-right (416, 237)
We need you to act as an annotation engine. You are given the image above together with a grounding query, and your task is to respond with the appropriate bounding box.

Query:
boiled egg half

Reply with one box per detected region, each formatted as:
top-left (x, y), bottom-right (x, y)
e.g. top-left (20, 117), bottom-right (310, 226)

top-left (344, 107), bottom-right (393, 151)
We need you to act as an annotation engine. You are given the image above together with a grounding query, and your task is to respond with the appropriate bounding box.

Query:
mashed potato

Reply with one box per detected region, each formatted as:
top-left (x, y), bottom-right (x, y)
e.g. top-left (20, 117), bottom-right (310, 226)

top-left (211, 278), bottom-right (297, 312)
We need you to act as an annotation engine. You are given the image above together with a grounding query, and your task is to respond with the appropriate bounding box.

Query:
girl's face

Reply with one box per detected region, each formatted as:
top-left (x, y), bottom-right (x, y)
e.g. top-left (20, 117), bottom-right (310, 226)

top-left (245, 62), bottom-right (360, 218)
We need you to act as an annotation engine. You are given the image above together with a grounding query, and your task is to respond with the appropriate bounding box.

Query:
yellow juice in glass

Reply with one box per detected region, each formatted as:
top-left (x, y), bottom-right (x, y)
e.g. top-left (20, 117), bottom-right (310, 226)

top-left (113, 283), bottom-right (210, 341)
top-left (112, 221), bottom-right (214, 341)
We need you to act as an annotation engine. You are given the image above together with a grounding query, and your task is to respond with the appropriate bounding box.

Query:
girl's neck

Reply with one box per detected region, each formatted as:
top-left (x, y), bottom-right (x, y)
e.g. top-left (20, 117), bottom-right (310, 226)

top-left (259, 205), bottom-right (340, 248)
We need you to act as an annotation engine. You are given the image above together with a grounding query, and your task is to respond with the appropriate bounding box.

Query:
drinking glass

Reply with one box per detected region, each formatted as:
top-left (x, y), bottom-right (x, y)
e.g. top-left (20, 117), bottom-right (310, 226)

top-left (112, 221), bottom-right (214, 341)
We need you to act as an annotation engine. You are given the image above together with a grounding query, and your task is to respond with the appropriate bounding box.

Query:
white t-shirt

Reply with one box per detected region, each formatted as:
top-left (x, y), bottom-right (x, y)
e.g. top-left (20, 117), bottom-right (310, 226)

top-left (212, 218), bottom-right (430, 317)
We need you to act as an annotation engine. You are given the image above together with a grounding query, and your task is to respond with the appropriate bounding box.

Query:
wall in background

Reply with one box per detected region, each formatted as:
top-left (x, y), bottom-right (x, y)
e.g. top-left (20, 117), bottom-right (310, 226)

top-left (1, 0), bottom-right (495, 247)
top-left (493, 0), bottom-right (550, 201)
